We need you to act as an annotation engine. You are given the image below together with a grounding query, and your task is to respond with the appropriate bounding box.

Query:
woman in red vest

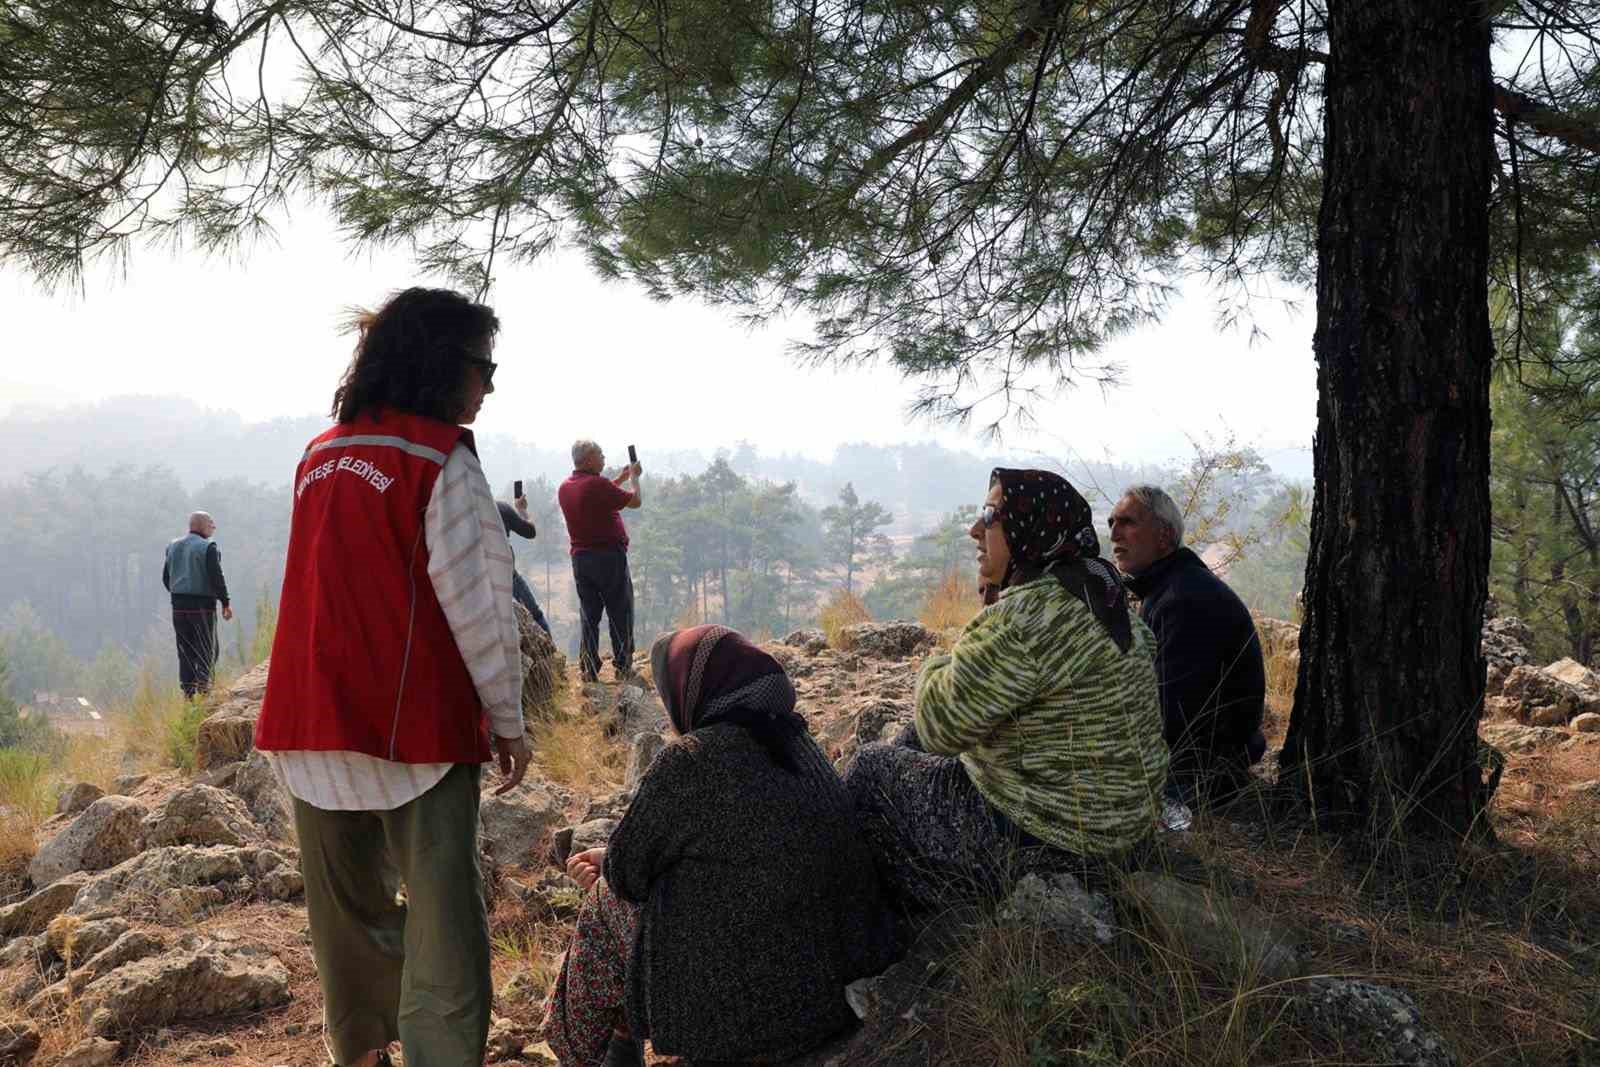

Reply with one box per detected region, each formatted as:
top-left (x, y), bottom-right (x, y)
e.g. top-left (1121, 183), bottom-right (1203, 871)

top-left (256, 287), bottom-right (531, 1067)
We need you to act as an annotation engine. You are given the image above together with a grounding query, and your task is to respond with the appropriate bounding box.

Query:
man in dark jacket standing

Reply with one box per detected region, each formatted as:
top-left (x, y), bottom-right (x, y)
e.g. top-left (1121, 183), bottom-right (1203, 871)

top-left (1110, 485), bottom-right (1266, 805)
top-left (163, 510), bottom-right (232, 698)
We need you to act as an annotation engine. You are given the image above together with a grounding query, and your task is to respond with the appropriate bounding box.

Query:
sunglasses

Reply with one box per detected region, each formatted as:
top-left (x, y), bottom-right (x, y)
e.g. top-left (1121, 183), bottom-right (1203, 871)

top-left (467, 356), bottom-right (498, 388)
top-left (978, 504), bottom-right (1002, 528)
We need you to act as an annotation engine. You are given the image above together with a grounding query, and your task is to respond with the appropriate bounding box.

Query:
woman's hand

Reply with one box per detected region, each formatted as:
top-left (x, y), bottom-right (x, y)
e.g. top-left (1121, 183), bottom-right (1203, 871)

top-left (566, 847), bottom-right (606, 891)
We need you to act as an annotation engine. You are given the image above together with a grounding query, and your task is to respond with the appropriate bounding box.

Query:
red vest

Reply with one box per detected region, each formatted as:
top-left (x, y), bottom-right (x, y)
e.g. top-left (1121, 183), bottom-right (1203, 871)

top-left (255, 411), bottom-right (492, 764)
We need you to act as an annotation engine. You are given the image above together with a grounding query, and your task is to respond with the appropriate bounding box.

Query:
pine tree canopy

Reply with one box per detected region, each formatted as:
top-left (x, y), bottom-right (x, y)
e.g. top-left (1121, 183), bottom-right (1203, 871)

top-left (4, 0), bottom-right (1598, 414)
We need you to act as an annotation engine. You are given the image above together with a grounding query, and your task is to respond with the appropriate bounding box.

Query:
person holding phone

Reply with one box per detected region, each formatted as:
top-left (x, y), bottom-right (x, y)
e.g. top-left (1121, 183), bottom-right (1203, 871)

top-left (498, 479), bottom-right (552, 635)
top-left (558, 440), bottom-right (641, 683)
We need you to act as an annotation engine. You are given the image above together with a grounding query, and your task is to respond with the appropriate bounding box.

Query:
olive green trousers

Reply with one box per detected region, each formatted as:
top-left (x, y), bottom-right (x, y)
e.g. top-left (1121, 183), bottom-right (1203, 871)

top-left (292, 763), bottom-right (490, 1067)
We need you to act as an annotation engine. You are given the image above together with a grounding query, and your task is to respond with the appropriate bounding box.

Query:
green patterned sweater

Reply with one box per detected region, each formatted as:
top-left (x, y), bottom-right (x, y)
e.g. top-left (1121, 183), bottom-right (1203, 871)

top-left (914, 574), bottom-right (1170, 856)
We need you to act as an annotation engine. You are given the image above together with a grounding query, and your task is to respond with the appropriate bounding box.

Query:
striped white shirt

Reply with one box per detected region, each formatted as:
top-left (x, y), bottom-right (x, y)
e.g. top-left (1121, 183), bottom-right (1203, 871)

top-left (267, 442), bottom-right (524, 811)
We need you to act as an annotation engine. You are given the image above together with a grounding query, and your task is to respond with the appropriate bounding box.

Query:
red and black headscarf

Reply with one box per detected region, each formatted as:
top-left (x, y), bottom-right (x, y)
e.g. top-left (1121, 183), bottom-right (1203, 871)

top-left (990, 468), bottom-right (1135, 654)
top-left (649, 625), bottom-right (808, 771)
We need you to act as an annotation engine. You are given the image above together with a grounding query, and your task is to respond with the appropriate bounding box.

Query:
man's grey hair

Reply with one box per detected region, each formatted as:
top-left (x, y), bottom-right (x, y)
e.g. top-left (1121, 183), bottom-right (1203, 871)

top-left (188, 510), bottom-right (213, 533)
top-left (571, 439), bottom-right (601, 467)
top-left (1122, 485), bottom-right (1184, 546)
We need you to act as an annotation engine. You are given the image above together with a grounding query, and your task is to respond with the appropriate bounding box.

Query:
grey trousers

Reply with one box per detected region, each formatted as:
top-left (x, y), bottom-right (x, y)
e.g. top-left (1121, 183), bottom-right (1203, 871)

top-left (292, 763), bottom-right (491, 1067)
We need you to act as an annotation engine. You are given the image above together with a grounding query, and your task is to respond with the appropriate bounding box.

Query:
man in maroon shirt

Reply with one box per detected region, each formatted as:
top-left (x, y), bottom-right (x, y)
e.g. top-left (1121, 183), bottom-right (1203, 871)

top-left (558, 439), bottom-right (643, 681)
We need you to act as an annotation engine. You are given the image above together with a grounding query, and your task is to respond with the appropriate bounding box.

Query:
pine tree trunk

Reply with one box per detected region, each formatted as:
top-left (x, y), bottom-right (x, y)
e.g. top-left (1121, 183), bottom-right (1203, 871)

top-left (1280, 0), bottom-right (1494, 840)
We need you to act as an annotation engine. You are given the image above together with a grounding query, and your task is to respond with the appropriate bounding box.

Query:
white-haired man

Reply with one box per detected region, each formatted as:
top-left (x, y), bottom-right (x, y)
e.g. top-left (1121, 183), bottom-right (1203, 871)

top-left (1109, 485), bottom-right (1266, 805)
top-left (558, 440), bottom-right (642, 682)
top-left (162, 510), bottom-right (233, 698)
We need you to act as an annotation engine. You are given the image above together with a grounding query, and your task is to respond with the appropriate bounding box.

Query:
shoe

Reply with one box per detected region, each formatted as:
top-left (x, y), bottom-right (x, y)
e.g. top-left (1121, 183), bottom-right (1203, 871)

top-left (603, 1034), bottom-right (644, 1067)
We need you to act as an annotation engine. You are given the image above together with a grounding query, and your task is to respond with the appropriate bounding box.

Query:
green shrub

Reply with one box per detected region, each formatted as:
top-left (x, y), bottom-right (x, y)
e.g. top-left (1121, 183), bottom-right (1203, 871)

top-left (164, 698), bottom-right (211, 772)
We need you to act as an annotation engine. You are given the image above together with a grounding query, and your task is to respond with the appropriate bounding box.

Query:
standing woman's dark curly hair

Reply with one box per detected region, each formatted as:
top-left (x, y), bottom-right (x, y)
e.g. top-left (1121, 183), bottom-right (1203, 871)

top-left (331, 287), bottom-right (501, 423)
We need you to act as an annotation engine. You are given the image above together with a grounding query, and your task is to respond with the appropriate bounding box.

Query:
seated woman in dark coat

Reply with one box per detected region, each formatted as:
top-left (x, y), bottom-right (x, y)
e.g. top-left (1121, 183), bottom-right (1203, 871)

top-left (541, 625), bottom-right (896, 1067)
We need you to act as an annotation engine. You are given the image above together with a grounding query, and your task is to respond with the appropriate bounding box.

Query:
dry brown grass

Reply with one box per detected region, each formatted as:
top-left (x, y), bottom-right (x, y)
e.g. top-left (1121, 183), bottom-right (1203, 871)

top-left (528, 674), bottom-right (626, 793)
top-left (818, 589), bottom-right (871, 650)
top-left (918, 570), bottom-right (980, 637)
top-left (112, 667), bottom-right (233, 774)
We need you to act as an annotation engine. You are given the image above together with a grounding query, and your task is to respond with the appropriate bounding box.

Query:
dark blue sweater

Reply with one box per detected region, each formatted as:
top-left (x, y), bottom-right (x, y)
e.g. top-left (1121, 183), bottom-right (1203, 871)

top-left (1125, 548), bottom-right (1266, 780)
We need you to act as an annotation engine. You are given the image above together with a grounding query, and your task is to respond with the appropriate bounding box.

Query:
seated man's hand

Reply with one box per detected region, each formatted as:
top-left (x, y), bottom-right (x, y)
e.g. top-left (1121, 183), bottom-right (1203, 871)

top-left (492, 734), bottom-right (531, 794)
top-left (566, 847), bottom-right (606, 891)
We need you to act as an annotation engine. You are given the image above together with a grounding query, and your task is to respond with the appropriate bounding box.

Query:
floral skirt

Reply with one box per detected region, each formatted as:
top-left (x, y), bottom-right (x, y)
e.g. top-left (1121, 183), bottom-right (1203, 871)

top-left (540, 879), bottom-right (641, 1067)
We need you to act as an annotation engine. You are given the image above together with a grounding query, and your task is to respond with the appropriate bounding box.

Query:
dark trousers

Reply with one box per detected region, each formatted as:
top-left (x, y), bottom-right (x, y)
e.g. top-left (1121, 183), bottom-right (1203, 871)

top-left (511, 570), bottom-right (551, 635)
top-left (572, 549), bottom-right (634, 680)
top-left (173, 607), bottom-right (218, 698)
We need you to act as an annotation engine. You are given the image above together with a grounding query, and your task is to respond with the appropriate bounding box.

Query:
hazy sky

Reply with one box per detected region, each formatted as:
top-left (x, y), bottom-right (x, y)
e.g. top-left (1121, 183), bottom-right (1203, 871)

top-left (2, 203), bottom-right (1318, 476)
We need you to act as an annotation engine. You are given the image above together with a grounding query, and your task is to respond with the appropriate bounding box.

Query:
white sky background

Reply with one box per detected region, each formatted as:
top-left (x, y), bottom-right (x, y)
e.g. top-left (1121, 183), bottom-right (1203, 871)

top-left (1, 202), bottom-right (1318, 478)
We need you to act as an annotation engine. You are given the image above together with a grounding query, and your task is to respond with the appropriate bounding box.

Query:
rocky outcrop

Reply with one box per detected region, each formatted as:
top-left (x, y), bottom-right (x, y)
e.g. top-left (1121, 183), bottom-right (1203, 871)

top-left (141, 784), bottom-right (259, 848)
top-left (479, 780), bottom-right (564, 868)
top-left (66, 845), bottom-right (257, 919)
top-left (44, 916), bottom-right (128, 965)
top-left (623, 732), bottom-right (666, 790)
top-left (0, 872), bottom-right (89, 938)
top-left (1501, 665), bottom-right (1598, 726)
top-left (1294, 978), bottom-right (1456, 1066)
top-left (229, 750), bottom-right (291, 842)
top-left (27, 797), bottom-right (148, 888)
top-left (607, 685), bottom-right (669, 742)
top-left (1573, 712), bottom-right (1600, 733)
top-left (76, 934), bottom-right (290, 1036)
top-left (0, 1020), bottom-right (40, 1066)
top-left (54, 783), bottom-right (104, 818)
top-left (997, 872), bottom-right (1115, 945)
top-left (516, 603), bottom-right (566, 715)
top-left (1545, 657), bottom-right (1600, 695)
top-left (839, 622), bottom-right (937, 659)
top-left (1122, 872), bottom-right (1302, 982)
top-left (194, 662), bottom-right (270, 771)
top-left (54, 1037), bottom-right (119, 1067)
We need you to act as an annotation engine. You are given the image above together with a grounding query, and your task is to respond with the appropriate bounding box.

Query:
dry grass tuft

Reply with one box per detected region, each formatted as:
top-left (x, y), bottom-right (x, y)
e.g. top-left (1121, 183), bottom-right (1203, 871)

top-left (918, 570), bottom-right (980, 636)
top-left (113, 668), bottom-right (230, 774)
top-left (818, 589), bottom-right (871, 650)
top-left (528, 674), bottom-right (626, 793)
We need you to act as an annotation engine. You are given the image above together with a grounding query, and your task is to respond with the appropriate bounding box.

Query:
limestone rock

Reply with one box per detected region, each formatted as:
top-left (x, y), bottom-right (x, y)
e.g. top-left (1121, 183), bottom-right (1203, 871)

top-left (1123, 872), bottom-right (1301, 982)
top-left (1528, 704), bottom-right (1571, 727)
top-left (109, 775), bottom-right (147, 796)
top-left (998, 872), bottom-right (1115, 945)
top-left (1480, 723), bottom-right (1568, 754)
top-left (67, 845), bottom-right (253, 918)
top-left (78, 937), bottom-right (289, 1036)
top-left (44, 916), bottom-right (128, 965)
top-left (193, 661), bottom-right (270, 771)
top-left (782, 628), bottom-right (828, 654)
top-left (1545, 657), bottom-right (1600, 695)
top-left (515, 604), bottom-right (565, 715)
top-left (551, 818), bottom-right (617, 866)
top-left (257, 866), bottom-right (304, 902)
top-left (156, 885), bottom-right (226, 924)
top-left (840, 622), bottom-right (936, 659)
top-left (0, 872), bottom-right (89, 937)
top-left (853, 700), bottom-right (912, 748)
top-left (54, 784), bottom-right (104, 818)
top-left (1481, 616), bottom-right (1535, 671)
top-left (0, 1020), bottom-right (40, 1065)
top-left (1295, 978), bottom-right (1456, 1066)
top-left (0, 935), bottom-right (45, 969)
top-left (1482, 695), bottom-right (1520, 721)
top-left (581, 792), bottom-right (633, 822)
top-left (479, 780), bottom-right (563, 867)
top-left (67, 931), bottom-right (168, 994)
top-left (610, 686), bottom-right (668, 742)
top-left (1573, 712), bottom-right (1600, 734)
top-left (54, 1037), bottom-right (119, 1067)
top-left (622, 733), bottom-right (666, 790)
top-left (142, 784), bottom-right (259, 848)
top-left (28, 797), bottom-right (148, 887)
top-left (229, 750), bottom-right (291, 842)
top-left (1502, 665), bottom-right (1590, 722)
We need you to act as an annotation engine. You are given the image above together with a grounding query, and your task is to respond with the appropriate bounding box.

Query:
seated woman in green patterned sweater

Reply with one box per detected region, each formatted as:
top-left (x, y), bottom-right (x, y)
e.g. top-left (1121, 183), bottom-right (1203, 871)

top-left (845, 468), bottom-right (1170, 913)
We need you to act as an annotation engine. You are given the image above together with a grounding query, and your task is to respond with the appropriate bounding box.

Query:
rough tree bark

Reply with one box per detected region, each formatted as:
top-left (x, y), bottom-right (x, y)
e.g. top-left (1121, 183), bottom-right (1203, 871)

top-left (1280, 0), bottom-right (1495, 840)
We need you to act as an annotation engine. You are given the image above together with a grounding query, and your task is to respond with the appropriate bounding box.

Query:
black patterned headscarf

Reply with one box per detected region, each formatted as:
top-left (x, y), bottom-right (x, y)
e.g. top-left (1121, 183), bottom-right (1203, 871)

top-left (990, 468), bottom-right (1135, 654)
